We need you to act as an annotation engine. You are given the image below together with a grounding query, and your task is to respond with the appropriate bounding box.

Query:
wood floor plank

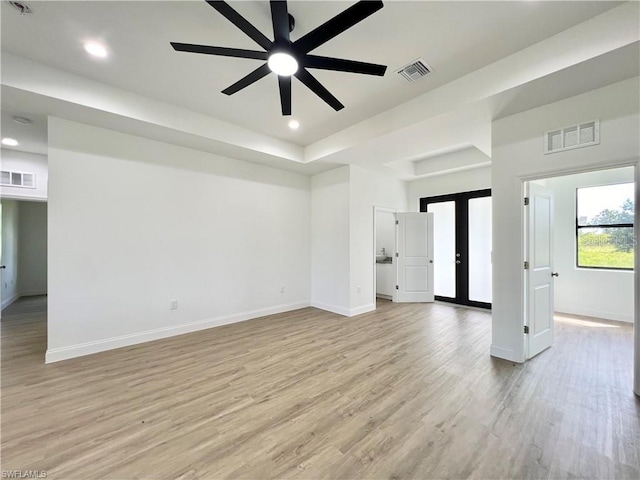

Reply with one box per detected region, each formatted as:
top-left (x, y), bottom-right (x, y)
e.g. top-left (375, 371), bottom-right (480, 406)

top-left (1, 296), bottom-right (638, 479)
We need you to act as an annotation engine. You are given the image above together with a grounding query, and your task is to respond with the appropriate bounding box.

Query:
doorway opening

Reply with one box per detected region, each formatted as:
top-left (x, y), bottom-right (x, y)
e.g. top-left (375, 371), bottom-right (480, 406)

top-left (374, 208), bottom-right (396, 301)
top-left (523, 165), bottom-right (635, 359)
top-left (373, 207), bottom-right (435, 305)
top-left (1, 199), bottom-right (48, 320)
top-left (419, 189), bottom-right (492, 309)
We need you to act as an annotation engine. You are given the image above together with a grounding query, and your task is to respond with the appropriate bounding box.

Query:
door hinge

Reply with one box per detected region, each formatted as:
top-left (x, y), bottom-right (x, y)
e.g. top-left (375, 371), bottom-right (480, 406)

top-left (524, 261), bottom-right (529, 270)
top-left (395, 220), bottom-right (399, 225)
top-left (524, 197), bottom-right (530, 206)
top-left (396, 285), bottom-right (399, 290)
top-left (395, 252), bottom-right (399, 257)
top-left (524, 325), bottom-right (529, 334)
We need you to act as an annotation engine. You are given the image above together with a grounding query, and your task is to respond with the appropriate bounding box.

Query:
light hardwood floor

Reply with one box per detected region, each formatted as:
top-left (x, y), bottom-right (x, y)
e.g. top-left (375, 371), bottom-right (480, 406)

top-left (1, 297), bottom-right (638, 479)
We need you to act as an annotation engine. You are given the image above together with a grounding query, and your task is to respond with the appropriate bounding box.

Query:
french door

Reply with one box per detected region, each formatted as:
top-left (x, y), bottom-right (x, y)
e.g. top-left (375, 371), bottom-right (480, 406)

top-left (419, 189), bottom-right (492, 309)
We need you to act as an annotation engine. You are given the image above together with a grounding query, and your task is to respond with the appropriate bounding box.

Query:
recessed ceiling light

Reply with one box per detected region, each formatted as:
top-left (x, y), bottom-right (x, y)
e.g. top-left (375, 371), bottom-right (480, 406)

top-left (84, 41), bottom-right (108, 58)
top-left (268, 52), bottom-right (298, 76)
top-left (2, 138), bottom-right (19, 147)
top-left (288, 119), bottom-right (300, 130)
top-left (13, 116), bottom-right (33, 125)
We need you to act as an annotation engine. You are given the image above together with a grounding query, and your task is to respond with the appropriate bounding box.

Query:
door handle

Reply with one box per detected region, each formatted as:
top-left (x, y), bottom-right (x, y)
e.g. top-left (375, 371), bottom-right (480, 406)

top-left (455, 260), bottom-right (461, 264)
top-left (0, 265), bottom-right (5, 269)
top-left (551, 272), bottom-right (559, 277)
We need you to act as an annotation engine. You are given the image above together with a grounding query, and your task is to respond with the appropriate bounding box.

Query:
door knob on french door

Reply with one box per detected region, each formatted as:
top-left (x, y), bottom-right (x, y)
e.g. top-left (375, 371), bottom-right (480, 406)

top-left (551, 272), bottom-right (559, 277)
top-left (455, 260), bottom-right (461, 264)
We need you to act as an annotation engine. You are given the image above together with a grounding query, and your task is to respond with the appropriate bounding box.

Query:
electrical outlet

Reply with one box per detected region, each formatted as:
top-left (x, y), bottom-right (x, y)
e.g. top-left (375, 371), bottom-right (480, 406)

top-left (280, 286), bottom-right (285, 293)
top-left (170, 300), bottom-right (178, 310)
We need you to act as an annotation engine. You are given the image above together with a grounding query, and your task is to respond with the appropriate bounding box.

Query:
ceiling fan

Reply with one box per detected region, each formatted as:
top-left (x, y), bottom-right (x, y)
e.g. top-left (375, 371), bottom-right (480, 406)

top-left (171, 0), bottom-right (387, 116)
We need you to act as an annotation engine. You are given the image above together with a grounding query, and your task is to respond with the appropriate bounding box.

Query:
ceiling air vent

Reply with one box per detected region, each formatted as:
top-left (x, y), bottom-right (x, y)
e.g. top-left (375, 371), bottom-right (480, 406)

top-left (544, 120), bottom-right (600, 154)
top-left (397, 58), bottom-right (432, 83)
top-left (0, 170), bottom-right (36, 189)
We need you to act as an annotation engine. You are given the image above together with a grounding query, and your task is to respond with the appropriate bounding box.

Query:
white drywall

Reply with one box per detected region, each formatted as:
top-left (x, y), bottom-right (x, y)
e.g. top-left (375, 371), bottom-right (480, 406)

top-left (546, 167), bottom-right (634, 322)
top-left (634, 161), bottom-right (639, 397)
top-left (1, 199), bottom-right (20, 309)
top-left (0, 150), bottom-right (48, 200)
top-left (18, 201), bottom-right (47, 297)
top-left (350, 165), bottom-right (407, 314)
top-left (492, 77), bottom-right (640, 363)
top-left (407, 166), bottom-right (492, 211)
top-left (310, 166), bottom-right (351, 315)
top-left (47, 117), bottom-right (311, 362)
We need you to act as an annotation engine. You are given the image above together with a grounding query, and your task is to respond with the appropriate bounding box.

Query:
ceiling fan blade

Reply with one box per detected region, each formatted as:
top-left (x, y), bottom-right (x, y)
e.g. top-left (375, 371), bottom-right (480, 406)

top-left (278, 76), bottom-right (292, 116)
top-left (270, 1), bottom-right (290, 42)
top-left (206, 1), bottom-right (272, 50)
top-left (222, 63), bottom-right (271, 95)
top-left (293, 0), bottom-right (383, 54)
top-left (171, 43), bottom-right (268, 60)
top-left (303, 55), bottom-right (387, 76)
top-left (295, 68), bottom-right (344, 111)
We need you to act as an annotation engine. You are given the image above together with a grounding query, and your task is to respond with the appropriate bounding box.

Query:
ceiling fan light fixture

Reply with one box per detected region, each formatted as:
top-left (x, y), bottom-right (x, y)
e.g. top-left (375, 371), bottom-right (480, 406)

top-left (267, 52), bottom-right (298, 76)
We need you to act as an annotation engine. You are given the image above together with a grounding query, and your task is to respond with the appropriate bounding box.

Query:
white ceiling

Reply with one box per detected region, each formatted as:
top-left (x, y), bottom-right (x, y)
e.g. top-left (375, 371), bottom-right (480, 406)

top-left (1, 1), bottom-right (638, 180)
top-left (0, 0), bottom-right (623, 147)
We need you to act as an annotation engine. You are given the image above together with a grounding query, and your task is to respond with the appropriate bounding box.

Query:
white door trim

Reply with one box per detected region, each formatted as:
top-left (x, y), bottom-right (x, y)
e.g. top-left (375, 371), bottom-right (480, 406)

top-left (373, 206), bottom-right (398, 309)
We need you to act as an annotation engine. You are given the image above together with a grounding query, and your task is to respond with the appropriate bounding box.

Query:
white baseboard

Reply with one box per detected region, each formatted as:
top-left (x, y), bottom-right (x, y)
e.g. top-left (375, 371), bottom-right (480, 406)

top-left (20, 290), bottom-right (47, 298)
top-left (490, 344), bottom-right (524, 363)
top-left (310, 300), bottom-right (350, 317)
top-left (554, 307), bottom-right (633, 324)
top-left (1, 293), bottom-right (20, 310)
top-left (310, 301), bottom-right (376, 317)
top-left (45, 301), bottom-right (310, 363)
top-left (349, 303), bottom-right (376, 317)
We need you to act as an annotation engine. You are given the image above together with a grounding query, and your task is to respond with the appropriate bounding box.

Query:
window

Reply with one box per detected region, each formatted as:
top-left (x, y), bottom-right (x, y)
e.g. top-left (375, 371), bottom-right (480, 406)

top-left (576, 182), bottom-right (635, 270)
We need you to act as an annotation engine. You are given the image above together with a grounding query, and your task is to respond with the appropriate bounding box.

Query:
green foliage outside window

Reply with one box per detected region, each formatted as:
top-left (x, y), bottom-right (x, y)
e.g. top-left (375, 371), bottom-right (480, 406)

top-left (577, 196), bottom-right (635, 269)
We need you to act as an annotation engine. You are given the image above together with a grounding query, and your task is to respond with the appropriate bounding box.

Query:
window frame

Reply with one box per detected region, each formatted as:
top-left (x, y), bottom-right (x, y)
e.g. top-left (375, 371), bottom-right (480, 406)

top-left (575, 183), bottom-right (634, 271)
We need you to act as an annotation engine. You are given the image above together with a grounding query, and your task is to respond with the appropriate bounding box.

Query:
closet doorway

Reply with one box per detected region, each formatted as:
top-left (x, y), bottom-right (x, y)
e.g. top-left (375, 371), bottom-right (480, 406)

top-left (420, 189), bottom-right (492, 309)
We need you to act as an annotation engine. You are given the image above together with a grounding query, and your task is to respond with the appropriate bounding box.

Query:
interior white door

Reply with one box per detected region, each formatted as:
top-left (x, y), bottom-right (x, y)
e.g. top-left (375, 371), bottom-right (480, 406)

top-left (395, 212), bottom-right (434, 303)
top-left (526, 182), bottom-right (555, 358)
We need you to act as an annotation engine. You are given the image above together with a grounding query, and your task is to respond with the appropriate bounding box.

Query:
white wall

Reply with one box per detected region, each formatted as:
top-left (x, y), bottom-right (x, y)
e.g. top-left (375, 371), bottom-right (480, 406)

top-left (634, 161), bottom-right (639, 396)
top-left (0, 150), bottom-right (48, 200)
top-left (1, 199), bottom-right (20, 309)
top-left (18, 201), bottom-right (47, 297)
top-left (349, 165), bottom-right (407, 314)
top-left (47, 117), bottom-right (311, 362)
top-left (492, 77), bottom-right (640, 363)
top-left (407, 166), bottom-right (492, 211)
top-left (311, 166), bottom-right (351, 315)
top-left (546, 167), bottom-right (634, 322)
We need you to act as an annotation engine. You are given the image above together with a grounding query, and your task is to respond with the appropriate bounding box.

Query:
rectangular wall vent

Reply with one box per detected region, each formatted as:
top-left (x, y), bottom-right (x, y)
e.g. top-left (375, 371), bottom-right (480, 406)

top-left (0, 170), bottom-right (36, 189)
top-left (397, 58), bottom-right (432, 83)
top-left (544, 120), bottom-right (600, 154)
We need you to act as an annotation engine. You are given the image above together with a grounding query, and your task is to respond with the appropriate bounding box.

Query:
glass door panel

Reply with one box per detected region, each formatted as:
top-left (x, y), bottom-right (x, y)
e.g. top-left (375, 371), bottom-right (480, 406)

top-left (468, 196), bottom-right (492, 303)
top-left (420, 189), bottom-right (491, 309)
top-left (427, 201), bottom-right (456, 298)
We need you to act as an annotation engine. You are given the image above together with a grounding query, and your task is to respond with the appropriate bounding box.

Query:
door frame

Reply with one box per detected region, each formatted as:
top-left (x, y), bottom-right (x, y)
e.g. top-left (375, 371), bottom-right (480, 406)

top-left (518, 163), bottom-right (638, 370)
top-left (419, 188), bottom-right (492, 309)
top-left (372, 206), bottom-right (398, 307)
